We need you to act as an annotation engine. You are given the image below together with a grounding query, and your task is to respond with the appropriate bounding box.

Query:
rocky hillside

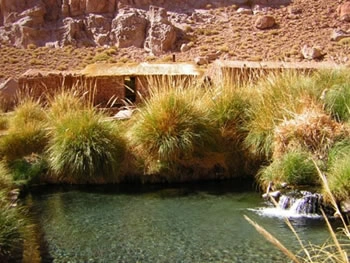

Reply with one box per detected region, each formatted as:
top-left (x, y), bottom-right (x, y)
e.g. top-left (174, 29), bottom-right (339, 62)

top-left (0, 0), bottom-right (349, 79)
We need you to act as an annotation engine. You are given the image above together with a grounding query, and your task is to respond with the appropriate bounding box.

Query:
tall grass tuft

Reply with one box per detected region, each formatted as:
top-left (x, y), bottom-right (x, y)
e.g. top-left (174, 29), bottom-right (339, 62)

top-left (0, 164), bottom-right (28, 262)
top-left (0, 192), bottom-right (26, 262)
top-left (326, 154), bottom-right (350, 202)
top-left (273, 106), bottom-right (346, 160)
top-left (312, 69), bottom-right (350, 92)
top-left (128, 77), bottom-right (218, 178)
top-left (323, 83), bottom-right (350, 122)
top-left (206, 82), bottom-right (255, 175)
top-left (0, 161), bottom-right (13, 190)
top-left (244, 70), bottom-right (323, 159)
top-left (47, 108), bottom-right (125, 183)
top-left (257, 149), bottom-right (319, 189)
top-left (47, 88), bottom-right (87, 121)
top-left (0, 99), bottom-right (48, 161)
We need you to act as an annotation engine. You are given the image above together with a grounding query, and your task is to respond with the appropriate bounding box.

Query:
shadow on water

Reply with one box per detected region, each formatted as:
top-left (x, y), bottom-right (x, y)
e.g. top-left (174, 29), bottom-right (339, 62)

top-left (28, 177), bottom-right (257, 197)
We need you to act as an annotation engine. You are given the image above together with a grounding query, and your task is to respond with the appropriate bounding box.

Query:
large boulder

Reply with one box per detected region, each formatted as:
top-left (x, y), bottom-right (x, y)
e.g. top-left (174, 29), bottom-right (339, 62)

top-left (337, 2), bottom-right (350, 22)
top-left (111, 9), bottom-right (147, 48)
top-left (144, 6), bottom-right (177, 54)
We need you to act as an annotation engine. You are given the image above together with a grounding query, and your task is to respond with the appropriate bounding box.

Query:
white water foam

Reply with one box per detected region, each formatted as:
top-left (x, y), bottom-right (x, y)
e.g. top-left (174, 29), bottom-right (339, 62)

top-left (249, 207), bottom-right (322, 219)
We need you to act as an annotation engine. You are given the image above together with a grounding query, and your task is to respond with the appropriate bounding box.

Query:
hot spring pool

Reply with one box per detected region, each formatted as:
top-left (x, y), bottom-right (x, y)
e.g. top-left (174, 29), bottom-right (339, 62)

top-left (26, 181), bottom-right (335, 262)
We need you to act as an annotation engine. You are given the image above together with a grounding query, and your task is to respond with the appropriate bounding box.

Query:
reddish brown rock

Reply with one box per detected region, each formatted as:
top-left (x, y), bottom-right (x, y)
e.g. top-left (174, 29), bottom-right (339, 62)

top-left (255, 15), bottom-right (275, 29)
top-left (111, 9), bottom-right (147, 48)
top-left (337, 2), bottom-right (350, 22)
top-left (144, 6), bottom-right (177, 54)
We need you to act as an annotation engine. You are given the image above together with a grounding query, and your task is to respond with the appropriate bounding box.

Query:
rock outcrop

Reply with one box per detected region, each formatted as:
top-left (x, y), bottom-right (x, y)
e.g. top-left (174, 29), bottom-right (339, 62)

top-left (144, 6), bottom-right (176, 54)
top-left (0, 0), bottom-right (292, 50)
top-left (111, 8), bottom-right (147, 48)
top-left (0, 0), bottom-right (181, 53)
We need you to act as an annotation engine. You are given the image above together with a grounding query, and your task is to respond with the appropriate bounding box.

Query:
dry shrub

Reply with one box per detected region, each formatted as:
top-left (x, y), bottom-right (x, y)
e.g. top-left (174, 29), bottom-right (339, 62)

top-left (273, 106), bottom-right (347, 160)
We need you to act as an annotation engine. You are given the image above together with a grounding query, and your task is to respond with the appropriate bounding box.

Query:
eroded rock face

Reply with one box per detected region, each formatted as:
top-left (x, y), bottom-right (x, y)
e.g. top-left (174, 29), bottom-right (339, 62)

top-left (144, 6), bottom-right (176, 54)
top-left (111, 9), bottom-right (147, 48)
top-left (87, 14), bottom-right (112, 46)
top-left (0, 0), bottom-right (291, 49)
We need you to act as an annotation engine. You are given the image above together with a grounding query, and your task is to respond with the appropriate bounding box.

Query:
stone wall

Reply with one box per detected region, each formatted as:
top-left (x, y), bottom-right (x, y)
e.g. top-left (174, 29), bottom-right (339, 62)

top-left (18, 71), bottom-right (127, 106)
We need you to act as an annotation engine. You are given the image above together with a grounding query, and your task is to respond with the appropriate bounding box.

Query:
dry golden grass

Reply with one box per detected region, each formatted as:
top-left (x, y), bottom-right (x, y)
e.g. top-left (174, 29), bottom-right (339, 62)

top-left (273, 106), bottom-right (348, 160)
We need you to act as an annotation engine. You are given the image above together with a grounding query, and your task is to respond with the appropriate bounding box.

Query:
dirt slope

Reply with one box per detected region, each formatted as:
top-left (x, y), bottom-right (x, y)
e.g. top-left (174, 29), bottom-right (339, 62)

top-left (0, 0), bottom-right (349, 80)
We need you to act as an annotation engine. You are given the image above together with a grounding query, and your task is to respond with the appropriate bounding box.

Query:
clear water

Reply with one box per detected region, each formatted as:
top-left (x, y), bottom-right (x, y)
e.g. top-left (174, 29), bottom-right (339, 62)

top-left (27, 181), bottom-right (335, 263)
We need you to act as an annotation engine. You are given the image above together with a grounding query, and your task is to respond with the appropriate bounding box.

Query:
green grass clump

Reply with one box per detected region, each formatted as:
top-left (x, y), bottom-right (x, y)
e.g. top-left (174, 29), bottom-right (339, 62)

top-left (323, 83), bottom-right (350, 122)
top-left (327, 139), bottom-right (350, 167)
top-left (312, 69), bottom-right (350, 92)
top-left (244, 70), bottom-right (321, 159)
top-left (0, 193), bottom-right (26, 261)
top-left (9, 156), bottom-right (48, 186)
top-left (209, 86), bottom-right (250, 140)
top-left (0, 164), bottom-right (26, 261)
top-left (8, 99), bottom-right (46, 129)
top-left (0, 126), bottom-right (48, 161)
top-left (325, 140), bottom-right (350, 201)
top-left (47, 109), bottom-right (125, 183)
top-left (326, 155), bottom-right (350, 203)
top-left (128, 82), bottom-right (217, 177)
top-left (47, 89), bottom-right (86, 120)
top-left (0, 162), bottom-right (13, 190)
top-left (0, 100), bottom-right (48, 161)
top-left (258, 149), bottom-right (319, 189)
top-left (207, 84), bottom-right (254, 174)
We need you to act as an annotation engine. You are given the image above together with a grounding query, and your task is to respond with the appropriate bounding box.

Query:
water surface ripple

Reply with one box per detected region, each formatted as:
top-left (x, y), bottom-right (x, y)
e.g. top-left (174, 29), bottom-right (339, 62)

top-left (28, 182), bottom-right (331, 263)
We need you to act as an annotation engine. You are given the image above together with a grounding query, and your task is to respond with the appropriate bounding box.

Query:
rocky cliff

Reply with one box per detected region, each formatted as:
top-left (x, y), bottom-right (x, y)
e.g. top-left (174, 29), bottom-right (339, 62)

top-left (0, 0), bottom-right (290, 53)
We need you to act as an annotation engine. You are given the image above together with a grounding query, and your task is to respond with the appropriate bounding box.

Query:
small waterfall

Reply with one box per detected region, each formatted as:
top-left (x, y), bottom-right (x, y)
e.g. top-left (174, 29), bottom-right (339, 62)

top-left (287, 192), bottom-right (323, 215)
top-left (255, 190), bottom-right (330, 218)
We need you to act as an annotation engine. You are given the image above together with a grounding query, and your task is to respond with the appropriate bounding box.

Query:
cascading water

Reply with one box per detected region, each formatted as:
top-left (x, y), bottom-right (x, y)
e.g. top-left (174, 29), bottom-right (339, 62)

top-left (254, 190), bottom-right (332, 218)
top-left (279, 191), bottom-right (323, 215)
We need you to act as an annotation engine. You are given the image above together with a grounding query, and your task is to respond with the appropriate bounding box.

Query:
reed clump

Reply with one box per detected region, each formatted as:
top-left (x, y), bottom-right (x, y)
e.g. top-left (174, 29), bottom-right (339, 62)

top-left (324, 139), bottom-right (350, 202)
top-left (244, 70), bottom-right (321, 159)
top-left (273, 106), bottom-right (347, 160)
top-left (128, 77), bottom-right (220, 180)
top-left (47, 107), bottom-right (125, 183)
top-left (206, 81), bottom-right (255, 175)
top-left (0, 162), bottom-right (27, 262)
top-left (258, 149), bottom-right (319, 189)
top-left (0, 99), bottom-right (48, 161)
